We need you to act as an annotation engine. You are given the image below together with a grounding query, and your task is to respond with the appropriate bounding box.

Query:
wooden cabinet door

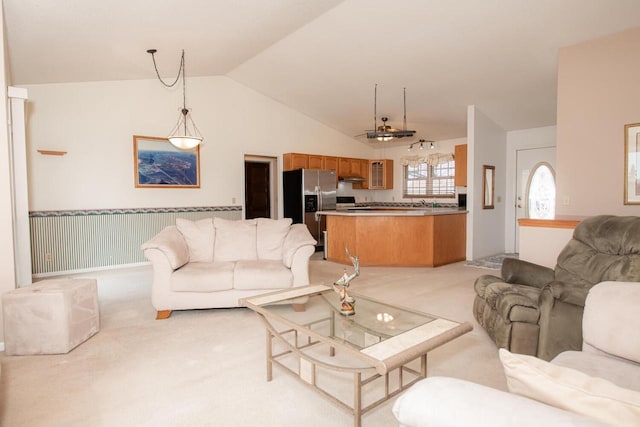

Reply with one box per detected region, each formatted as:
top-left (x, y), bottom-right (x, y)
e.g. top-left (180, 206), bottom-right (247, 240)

top-left (308, 155), bottom-right (323, 169)
top-left (283, 153), bottom-right (309, 171)
top-left (352, 159), bottom-right (369, 189)
top-left (338, 157), bottom-right (351, 177)
top-left (350, 159), bottom-right (362, 177)
top-left (454, 144), bottom-right (467, 187)
top-left (322, 156), bottom-right (338, 171)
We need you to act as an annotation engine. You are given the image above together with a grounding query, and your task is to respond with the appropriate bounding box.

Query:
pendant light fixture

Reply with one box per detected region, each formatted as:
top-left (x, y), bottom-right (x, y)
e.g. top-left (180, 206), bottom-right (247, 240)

top-left (363, 84), bottom-right (416, 141)
top-left (147, 49), bottom-right (203, 150)
top-left (408, 139), bottom-right (435, 151)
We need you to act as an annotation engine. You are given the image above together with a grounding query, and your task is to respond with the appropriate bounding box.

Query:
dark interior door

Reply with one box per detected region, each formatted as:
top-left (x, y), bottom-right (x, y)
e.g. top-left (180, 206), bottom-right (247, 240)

top-left (245, 161), bottom-right (270, 219)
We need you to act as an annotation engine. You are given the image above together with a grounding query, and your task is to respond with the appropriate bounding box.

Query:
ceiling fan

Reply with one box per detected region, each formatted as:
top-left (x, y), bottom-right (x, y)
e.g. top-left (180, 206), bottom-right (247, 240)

top-left (356, 84), bottom-right (416, 141)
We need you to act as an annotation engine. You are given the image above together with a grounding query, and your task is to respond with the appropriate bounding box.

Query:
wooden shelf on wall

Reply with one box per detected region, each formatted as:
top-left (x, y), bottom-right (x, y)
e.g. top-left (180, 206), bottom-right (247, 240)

top-left (37, 150), bottom-right (67, 156)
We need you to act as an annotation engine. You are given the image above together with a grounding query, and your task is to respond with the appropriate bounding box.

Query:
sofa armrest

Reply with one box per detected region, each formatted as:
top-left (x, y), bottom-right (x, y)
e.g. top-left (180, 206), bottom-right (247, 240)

top-left (501, 258), bottom-right (555, 289)
top-left (392, 377), bottom-right (607, 427)
top-left (282, 224), bottom-right (317, 268)
top-left (141, 226), bottom-right (189, 270)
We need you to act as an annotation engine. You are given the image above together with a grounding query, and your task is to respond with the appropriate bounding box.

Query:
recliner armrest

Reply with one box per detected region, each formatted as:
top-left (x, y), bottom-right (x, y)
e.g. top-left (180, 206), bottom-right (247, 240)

top-left (546, 280), bottom-right (589, 306)
top-left (501, 258), bottom-right (555, 288)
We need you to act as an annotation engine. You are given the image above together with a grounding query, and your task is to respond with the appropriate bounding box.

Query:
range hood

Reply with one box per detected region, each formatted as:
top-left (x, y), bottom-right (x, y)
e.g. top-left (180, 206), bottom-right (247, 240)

top-left (339, 176), bottom-right (366, 182)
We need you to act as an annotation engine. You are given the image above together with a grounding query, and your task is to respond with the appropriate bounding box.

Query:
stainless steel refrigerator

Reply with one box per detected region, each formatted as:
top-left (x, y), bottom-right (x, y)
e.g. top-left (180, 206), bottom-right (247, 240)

top-left (283, 169), bottom-right (336, 250)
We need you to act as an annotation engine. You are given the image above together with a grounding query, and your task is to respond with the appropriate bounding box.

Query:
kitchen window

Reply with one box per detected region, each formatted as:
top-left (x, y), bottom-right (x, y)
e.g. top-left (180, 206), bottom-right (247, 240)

top-left (403, 155), bottom-right (455, 198)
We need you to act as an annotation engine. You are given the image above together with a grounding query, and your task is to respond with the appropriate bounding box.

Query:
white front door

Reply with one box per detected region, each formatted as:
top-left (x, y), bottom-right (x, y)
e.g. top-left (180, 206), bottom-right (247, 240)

top-left (515, 147), bottom-right (556, 250)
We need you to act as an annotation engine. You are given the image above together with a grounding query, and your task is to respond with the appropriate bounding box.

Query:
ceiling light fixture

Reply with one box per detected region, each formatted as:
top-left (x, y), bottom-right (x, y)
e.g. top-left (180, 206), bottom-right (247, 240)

top-left (364, 84), bottom-right (416, 141)
top-left (147, 49), bottom-right (203, 150)
top-left (408, 139), bottom-right (435, 151)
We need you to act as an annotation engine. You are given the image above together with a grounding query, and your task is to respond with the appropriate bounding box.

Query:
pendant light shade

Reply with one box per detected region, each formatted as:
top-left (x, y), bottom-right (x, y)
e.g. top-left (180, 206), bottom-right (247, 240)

top-left (147, 49), bottom-right (203, 150)
top-left (168, 108), bottom-right (203, 150)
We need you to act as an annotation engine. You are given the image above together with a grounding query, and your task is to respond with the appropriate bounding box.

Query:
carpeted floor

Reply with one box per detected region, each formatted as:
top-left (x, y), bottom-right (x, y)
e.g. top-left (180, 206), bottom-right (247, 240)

top-left (0, 259), bottom-right (505, 427)
top-left (465, 253), bottom-right (519, 270)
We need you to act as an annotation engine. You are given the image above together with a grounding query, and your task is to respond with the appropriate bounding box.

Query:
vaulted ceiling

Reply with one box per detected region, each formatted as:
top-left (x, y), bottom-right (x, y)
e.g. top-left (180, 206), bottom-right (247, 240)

top-left (4, 0), bottom-right (640, 145)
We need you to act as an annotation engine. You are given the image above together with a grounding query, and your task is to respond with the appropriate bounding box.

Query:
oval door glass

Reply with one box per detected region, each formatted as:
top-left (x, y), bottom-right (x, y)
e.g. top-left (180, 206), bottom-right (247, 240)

top-left (527, 163), bottom-right (556, 219)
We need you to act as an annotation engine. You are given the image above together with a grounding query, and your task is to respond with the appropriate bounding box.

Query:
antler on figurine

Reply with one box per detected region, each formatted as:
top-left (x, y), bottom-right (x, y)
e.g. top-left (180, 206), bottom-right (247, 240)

top-left (332, 246), bottom-right (359, 316)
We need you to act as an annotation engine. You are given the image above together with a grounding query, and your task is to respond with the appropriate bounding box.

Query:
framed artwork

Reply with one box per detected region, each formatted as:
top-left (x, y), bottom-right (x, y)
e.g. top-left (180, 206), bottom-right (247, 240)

top-left (133, 135), bottom-right (200, 188)
top-left (624, 123), bottom-right (640, 204)
top-left (482, 165), bottom-right (495, 209)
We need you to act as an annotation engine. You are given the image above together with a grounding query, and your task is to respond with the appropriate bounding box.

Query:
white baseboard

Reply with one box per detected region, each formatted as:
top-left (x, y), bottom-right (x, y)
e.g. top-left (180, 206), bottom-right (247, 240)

top-left (31, 261), bottom-right (151, 279)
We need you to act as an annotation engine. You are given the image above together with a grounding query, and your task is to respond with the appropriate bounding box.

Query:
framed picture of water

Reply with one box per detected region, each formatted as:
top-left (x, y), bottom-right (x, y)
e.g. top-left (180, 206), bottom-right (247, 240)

top-left (624, 123), bottom-right (640, 204)
top-left (133, 135), bottom-right (200, 188)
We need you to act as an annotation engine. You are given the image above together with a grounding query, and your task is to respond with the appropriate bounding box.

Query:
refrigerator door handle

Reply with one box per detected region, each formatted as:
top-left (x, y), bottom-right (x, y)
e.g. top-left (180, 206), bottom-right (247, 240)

top-left (316, 186), bottom-right (322, 211)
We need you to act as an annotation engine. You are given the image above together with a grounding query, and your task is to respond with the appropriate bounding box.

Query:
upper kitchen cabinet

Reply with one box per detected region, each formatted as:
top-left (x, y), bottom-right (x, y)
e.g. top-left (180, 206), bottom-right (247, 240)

top-left (454, 144), bottom-right (467, 187)
top-left (369, 160), bottom-right (393, 189)
top-left (283, 153), bottom-right (309, 171)
top-left (322, 156), bottom-right (338, 172)
top-left (352, 159), bottom-right (370, 189)
top-left (308, 154), bottom-right (323, 169)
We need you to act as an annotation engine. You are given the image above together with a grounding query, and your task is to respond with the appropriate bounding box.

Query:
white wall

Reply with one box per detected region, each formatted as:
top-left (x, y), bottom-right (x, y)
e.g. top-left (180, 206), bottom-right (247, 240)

top-left (556, 27), bottom-right (640, 216)
top-left (0, 6), bottom-right (16, 342)
top-left (23, 76), bottom-right (375, 214)
top-left (504, 125), bottom-right (557, 253)
top-left (468, 106), bottom-right (507, 260)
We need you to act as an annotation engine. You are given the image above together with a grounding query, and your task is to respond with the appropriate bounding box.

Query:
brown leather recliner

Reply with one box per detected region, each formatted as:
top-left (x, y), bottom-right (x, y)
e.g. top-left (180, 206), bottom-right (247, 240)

top-left (473, 215), bottom-right (640, 360)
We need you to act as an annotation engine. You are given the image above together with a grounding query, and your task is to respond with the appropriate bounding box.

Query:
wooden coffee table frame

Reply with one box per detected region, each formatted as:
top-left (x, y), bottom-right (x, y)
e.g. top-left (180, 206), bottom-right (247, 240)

top-left (241, 285), bottom-right (472, 427)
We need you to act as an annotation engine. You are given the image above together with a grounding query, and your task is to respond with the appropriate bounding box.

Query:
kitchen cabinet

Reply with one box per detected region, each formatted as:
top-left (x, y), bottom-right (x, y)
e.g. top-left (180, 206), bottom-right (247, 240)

top-left (349, 159), bottom-right (362, 177)
top-left (322, 156), bottom-right (338, 172)
top-left (308, 154), bottom-right (323, 169)
top-left (338, 157), bottom-right (351, 177)
top-left (283, 153), bottom-right (308, 171)
top-left (369, 159), bottom-right (393, 189)
top-left (325, 211), bottom-right (467, 267)
top-left (352, 159), bottom-right (370, 189)
top-left (454, 144), bottom-right (467, 187)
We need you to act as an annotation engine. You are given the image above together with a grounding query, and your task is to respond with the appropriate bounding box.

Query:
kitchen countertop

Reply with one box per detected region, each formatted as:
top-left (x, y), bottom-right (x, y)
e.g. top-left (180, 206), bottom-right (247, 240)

top-left (317, 207), bottom-right (467, 217)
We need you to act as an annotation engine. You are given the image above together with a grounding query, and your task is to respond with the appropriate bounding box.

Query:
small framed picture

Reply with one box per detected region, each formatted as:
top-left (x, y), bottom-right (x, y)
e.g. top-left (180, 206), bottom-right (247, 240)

top-left (133, 135), bottom-right (200, 188)
top-left (624, 123), bottom-right (640, 204)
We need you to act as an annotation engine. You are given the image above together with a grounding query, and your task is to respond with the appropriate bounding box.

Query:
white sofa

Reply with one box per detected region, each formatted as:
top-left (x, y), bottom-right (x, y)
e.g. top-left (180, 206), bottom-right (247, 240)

top-left (142, 217), bottom-right (316, 319)
top-left (393, 281), bottom-right (640, 427)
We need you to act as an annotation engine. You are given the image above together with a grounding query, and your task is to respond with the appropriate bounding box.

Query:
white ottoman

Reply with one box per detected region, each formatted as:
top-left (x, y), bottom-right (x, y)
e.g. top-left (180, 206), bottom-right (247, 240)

top-left (2, 278), bottom-right (100, 355)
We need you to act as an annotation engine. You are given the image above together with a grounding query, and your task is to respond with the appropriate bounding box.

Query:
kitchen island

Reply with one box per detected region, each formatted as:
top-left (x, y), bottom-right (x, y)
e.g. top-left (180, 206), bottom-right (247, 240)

top-left (318, 208), bottom-right (467, 267)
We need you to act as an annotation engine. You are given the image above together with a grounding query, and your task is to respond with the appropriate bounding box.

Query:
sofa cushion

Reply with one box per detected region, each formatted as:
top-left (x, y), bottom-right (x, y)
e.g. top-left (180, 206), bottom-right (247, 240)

top-left (213, 218), bottom-right (257, 262)
top-left (233, 260), bottom-right (292, 290)
top-left (500, 349), bottom-right (640, 426)
top-left (392, 376), bottom-right (607, 427)
top-left (256, 218), bottom-right (292, 260)
top-left (552, 350), bottom-right (640, 393)
top-left (176, 218), bottom-right (215, 263)
top-left (582, 281), bottom-right (640, 363)
top-left (171, 262), bottom-right (234, 292)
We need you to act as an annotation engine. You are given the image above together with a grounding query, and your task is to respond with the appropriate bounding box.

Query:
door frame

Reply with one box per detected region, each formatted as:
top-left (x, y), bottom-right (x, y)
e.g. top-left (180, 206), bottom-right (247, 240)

top-left (243, 155), bottom-right (278, 219)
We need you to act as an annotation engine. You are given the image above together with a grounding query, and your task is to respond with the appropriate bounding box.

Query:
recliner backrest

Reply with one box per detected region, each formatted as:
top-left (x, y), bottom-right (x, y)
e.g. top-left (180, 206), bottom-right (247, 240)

top-left (554, 215), bottom-right (640, 291)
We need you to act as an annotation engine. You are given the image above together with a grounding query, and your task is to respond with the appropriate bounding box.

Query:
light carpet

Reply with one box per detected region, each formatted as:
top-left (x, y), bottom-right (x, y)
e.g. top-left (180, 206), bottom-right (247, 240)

top-left (0, 258), bottom-right (505, 427)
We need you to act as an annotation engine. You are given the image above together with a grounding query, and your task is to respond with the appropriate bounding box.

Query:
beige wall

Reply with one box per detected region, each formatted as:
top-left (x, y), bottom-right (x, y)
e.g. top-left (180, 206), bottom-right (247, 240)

top-left (24, 77), bottom-right (375, 213)
top-left (556, 27), bottom-right (640, 216)
top-left (0, 6), bottom-right (16, 343)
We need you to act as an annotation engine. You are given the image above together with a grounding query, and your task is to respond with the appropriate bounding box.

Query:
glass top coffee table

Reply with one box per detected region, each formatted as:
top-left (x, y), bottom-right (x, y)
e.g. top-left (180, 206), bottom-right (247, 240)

top-left (241, 284), bottom-right (472, 427)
